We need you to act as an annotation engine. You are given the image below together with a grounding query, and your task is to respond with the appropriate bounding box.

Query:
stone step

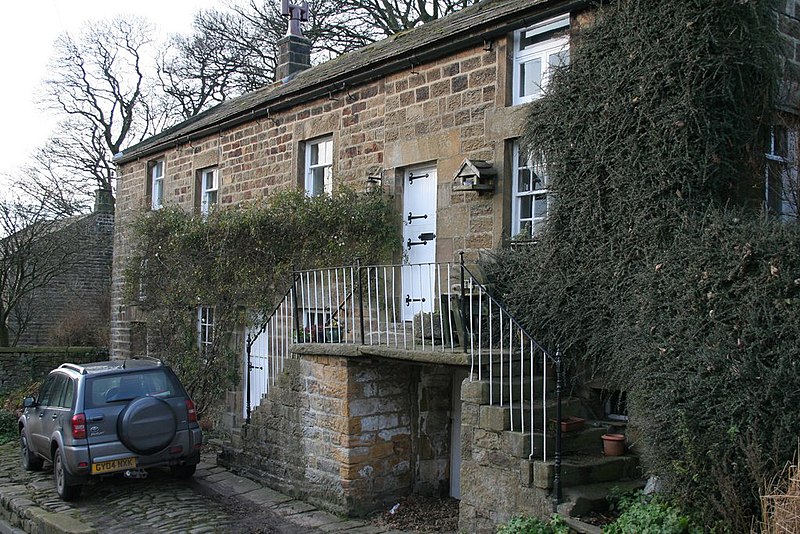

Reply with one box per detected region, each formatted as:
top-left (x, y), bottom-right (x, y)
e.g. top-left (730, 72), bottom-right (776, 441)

top-left (477, 354), bottom-right (557, 378)
top-left (531, 454), bottom-right (641, 490)
top-left (503, 426), bottom-right (609, 460)
top-left (557, 479), bottom-right (647, 518)
top-left (478, 398), bottom-right (583, 432)
top-left (561, 516), bottom-right (602, 534)
top-left (462, 379), bottom-right (564, 409)
top-left (480, 375), bottom-right (558, 402)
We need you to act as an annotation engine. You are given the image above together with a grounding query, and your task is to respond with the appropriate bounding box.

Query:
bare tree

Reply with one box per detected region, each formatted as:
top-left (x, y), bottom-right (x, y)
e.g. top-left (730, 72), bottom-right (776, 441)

top-left (159, 0), bottom-right (474, 119)
top-left (158, 33), bottom-right (235, 120)
top-left (40, 17), bottom-right (164, 193)
top-left (340, 0), bottom-right (477, 36)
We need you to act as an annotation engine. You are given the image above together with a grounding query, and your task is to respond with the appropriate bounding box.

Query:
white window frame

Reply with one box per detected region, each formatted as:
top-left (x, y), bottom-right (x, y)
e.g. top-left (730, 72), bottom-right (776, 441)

top-left (150, 160), bottom-right (164, 210)
top-left (766, 125), bottom-right (798, 220)
top-left (305, 136), bottom-right (333, 197)
top-left (512, 14), bottom-right (570, 105)
top-left (200, 167), bottom-right (219, 215)
top-left (198, 306), bottom-right (215, 355)
top-left (511, 140), bottom-right (549, 239)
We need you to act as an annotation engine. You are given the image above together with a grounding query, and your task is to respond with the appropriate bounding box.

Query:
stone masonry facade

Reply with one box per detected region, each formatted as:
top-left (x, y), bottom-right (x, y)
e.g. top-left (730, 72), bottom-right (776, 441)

top-left (16, 210), bottom-right (113, 348)
top-left (112, 33), bottom-right (530, 359)
top-left (219, 350), bottom-right (455, 517)
top-left (778, 0), bottom-right (800, 115)
top-left (109, 0), bottom-right (800, 530)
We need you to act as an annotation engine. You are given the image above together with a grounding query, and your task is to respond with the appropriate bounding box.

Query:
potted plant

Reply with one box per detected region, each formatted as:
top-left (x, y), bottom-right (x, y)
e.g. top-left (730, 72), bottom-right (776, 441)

top-left (550, 416), bottom-right (586, 432)
top-left (601, 433), bottom-right (626, 456)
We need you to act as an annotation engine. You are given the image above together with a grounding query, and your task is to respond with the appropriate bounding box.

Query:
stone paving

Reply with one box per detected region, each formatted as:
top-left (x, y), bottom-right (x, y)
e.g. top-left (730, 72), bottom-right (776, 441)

top-left (0, 440), bottom-right (405, 533)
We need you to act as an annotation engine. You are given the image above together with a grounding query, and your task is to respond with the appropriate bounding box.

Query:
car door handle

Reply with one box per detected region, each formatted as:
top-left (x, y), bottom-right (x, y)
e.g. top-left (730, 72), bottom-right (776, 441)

top-left (51, 414), bottom-right (58, 420)
top-left (38, 412), bottom-right (45, 418)
top-left (89, 415), bottom-right (104, 422)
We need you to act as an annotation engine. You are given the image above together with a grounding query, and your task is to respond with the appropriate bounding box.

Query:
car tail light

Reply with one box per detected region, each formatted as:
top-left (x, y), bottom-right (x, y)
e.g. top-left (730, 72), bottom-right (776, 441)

top-left (71, 413), bottom-right (86, 440)
top-left (185, 400), bottom-right (197, 423)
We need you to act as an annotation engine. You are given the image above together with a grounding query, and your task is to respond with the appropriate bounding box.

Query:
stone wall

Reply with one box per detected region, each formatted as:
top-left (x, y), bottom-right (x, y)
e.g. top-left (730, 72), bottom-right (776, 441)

top-left (0, 347), bottom-right (108, 395)
top-left (458, 379), bottom-right (551, 533)
top-left (778, 1), bottom-right (800, 113)
top-left (219, 350), bottom-right (456, 517)
top-left (15, 211), bottom-right (113, 348)
top-left (111, 34), bottom-right (529, 358)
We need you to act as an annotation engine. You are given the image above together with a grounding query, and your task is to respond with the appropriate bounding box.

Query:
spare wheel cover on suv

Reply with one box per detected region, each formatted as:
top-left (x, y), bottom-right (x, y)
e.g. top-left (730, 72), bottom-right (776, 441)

top-left (117, 397), bottom-right (177, 455)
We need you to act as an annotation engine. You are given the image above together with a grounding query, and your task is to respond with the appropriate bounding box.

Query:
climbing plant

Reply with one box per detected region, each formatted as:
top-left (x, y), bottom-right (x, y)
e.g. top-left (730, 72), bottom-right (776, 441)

top-left (124, 186), bottom-right (398, 417)
top-left (483, 0), bottom-right (800, 530)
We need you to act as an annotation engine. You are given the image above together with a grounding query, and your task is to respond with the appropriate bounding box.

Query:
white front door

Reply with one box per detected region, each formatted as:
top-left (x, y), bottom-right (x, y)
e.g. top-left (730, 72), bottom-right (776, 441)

top-left (402, 165), bottom-right (437, 321)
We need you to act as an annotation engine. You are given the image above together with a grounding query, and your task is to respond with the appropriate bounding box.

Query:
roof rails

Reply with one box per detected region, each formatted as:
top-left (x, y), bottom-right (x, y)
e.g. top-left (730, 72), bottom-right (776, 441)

top-left (59, 363), bottom-right (88, 375)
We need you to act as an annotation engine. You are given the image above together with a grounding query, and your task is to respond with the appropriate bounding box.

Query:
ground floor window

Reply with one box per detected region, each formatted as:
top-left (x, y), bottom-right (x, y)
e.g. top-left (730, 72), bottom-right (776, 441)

top-left (197, 306), bottom-right (215, 354)
top-left (511, 140), bottom-right (549, 239)
top-left (766, 125), bottom-right (798, 221)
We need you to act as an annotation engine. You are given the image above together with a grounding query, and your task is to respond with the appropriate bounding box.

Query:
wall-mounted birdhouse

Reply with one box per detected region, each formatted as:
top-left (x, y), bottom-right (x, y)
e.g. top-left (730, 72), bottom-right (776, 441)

top-left (452, 159), bottom-right (496, 194)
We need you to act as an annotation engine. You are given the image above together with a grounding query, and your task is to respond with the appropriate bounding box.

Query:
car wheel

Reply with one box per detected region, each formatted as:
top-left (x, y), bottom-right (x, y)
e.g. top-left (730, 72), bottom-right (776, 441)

top-left (170, 463), bottom-right (197, 478)
top-left (20, 434), bottom-right (43, 471)
top-left (54, 447), bottom-right (82, 501)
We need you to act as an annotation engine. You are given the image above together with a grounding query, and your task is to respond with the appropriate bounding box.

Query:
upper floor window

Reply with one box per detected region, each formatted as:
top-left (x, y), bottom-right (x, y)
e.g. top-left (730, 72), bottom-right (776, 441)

top-left (512, 140), bottom-right (549, 239)
top-left (198, 167), bottom-right (219, 215)
top-left (197, 306), bottom-right (215, 355)
top-left (766, 125), bottom-right (798, 220)
top-left (147, 159), bottom-right (164, 210)
top-left (305, 137), bottom-right (333, 196)
top-left (512, 14), bottom-right (570, 105)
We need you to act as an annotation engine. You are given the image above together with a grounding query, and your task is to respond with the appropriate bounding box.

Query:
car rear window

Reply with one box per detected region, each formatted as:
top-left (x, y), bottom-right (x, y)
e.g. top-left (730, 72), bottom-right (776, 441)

top-left (86, 369), bottom-right (183, 408)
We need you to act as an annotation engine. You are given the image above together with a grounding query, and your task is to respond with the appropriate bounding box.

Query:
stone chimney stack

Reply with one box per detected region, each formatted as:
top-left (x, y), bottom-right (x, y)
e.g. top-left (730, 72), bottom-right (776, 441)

top-left (277, 0), bottom-right (311, 81)
top-left (94, 188), bottom-right (115, 214)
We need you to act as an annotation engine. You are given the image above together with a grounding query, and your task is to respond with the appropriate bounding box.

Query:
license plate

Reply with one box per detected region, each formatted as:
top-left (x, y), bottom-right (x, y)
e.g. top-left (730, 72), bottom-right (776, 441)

top-left (91, 457), bottom-right (137, 474)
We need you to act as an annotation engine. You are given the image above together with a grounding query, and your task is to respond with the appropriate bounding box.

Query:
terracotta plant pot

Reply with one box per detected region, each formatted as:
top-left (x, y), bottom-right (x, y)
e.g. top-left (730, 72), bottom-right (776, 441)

top-left (602, 433), bottom-right (626, 456)
top-left (550, 416), bottom-right (586, 433)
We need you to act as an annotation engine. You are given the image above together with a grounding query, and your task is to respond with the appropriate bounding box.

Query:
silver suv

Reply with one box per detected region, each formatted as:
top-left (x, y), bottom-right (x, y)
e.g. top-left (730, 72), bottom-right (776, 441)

top-left (18, 358), bottom-right (203, 500)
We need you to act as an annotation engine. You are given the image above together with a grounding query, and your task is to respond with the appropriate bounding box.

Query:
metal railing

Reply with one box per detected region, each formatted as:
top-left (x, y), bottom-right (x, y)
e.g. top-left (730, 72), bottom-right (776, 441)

top-left (244, 261), bottom-right (465, 421)
top-left (459, 257), bottom-right (564, 504)
top-left (244, 283), bottom-right (296, 424)
top-left (294, 260), bottom-right (464, 351)
top-left (243, 256), bottom-right (563, 503)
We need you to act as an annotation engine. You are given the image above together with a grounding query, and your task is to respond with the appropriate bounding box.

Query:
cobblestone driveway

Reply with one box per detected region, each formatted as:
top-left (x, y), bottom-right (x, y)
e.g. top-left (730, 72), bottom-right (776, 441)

top-left (0, 441), bottom-right (400, 533)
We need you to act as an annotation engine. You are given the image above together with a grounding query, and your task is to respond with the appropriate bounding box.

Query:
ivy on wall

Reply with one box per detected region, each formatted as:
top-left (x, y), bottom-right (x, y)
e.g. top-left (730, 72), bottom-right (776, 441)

top-left (484, 0), bottom-right (799, 529)
top-left (124, 187), bottom-right (398, 417)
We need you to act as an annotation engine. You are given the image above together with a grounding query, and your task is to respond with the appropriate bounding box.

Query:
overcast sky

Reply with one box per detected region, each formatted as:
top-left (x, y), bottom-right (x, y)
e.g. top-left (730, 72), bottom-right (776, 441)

top-left (0, 0), bottom-right (222, 184)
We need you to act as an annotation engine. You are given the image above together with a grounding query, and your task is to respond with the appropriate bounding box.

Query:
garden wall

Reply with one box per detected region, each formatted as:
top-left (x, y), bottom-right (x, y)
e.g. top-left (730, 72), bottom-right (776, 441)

top-left (0, 347), bottom-right (108, 395)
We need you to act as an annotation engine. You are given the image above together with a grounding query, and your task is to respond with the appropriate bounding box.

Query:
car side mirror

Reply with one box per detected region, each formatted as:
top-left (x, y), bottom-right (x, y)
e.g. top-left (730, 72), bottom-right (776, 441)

top-left (23, 396), bottom-right (37, 408)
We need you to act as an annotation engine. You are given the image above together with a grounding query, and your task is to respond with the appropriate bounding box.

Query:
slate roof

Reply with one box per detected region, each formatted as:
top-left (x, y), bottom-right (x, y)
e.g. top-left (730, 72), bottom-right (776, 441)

top-left (116, 0), bottom-right (583, 164)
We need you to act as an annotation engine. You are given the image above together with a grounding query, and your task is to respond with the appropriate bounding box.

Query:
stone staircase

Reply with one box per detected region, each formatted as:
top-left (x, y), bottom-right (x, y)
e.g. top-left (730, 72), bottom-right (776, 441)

top-left (470, 357), bottom-right (645, 525)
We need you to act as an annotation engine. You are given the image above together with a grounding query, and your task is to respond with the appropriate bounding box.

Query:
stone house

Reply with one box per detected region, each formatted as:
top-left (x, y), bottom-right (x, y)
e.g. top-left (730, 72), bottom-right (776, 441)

top-left (111, 0), bottom-right (800, 531)
top-left (12, 190), bottom-right (114, 348)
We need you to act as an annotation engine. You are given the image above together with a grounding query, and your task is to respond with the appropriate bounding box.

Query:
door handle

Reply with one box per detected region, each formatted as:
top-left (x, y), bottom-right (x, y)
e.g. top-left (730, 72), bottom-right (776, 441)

top-left (38, 412), bottom-right (45, 418)
top-left (51, 414), bottom-right (58, 420)
top-left (406, 232), bottom-right (436, 249)
top-left (89, 415), bottom-right (104, 422)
